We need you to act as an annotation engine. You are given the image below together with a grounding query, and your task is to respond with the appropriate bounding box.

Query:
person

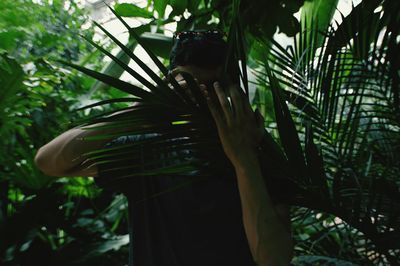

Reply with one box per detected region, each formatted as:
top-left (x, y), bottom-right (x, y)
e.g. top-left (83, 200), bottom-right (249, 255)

top-left (35, 30), bottom-right (293, 266)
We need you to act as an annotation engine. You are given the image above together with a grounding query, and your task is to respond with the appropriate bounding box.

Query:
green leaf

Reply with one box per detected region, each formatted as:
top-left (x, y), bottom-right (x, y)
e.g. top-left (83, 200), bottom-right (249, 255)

top-left (82, 31), bottom-right (166, 97)
top-left (0, 54), bottom-right (24, 115)
top-left (107, 5), bottom-right (187, 103)
top-left (154, 0), bottom-right (169, 18)
top-left (187, 0), bottom-right (202, 13)
top-left (296, 0), bottom-right (338, 68)
top-left (266, 65), bottom-right (307, 179)
top-left (61, 177), bottom-right (101, 198)
top-left (170, 0), bottom-right (188, 16)
top-left (91, 20), bottom-right (182, 106)
top-left (300, 0), bottom-right (339, 46)
top-left (75, 98), bottom-right (140, 111)
top-left (88, 39), bottom-right (137, 94)
top-left (0, 30), bottom-right (23, 51)
top-left (58, 60), bottom-right (158, 102)
top-left (138, 32), bottom-right (173, 59)
top-left (305, 124), bottom-right (330, 200)
top-left (325, 0), bottom-right (382, 54)
top-left (114, 3), bottom-right (154, 18)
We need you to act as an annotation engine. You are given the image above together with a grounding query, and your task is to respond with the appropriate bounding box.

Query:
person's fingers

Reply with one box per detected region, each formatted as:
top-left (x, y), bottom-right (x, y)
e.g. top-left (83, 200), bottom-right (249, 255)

top-left (177, 79), bottom-right (197, 103)
top-left (213, 81), bottom-right (232, 125)
top-left (243, 95), bottom-right (254, 117)
top-left (169, 67), bottom-right (184, 78)
top-left (190, 78), bottom-right (200, 102)
top-left (231, 85), bottom-right (252, 116)
top-left (229, 84), bottom-right (243, 118)
top-left (255, 108), bottom-right (265, 129)
top-left (177, 79), bottom-right (186, 87)
top-left (199, 84), bottom-right (221, 122)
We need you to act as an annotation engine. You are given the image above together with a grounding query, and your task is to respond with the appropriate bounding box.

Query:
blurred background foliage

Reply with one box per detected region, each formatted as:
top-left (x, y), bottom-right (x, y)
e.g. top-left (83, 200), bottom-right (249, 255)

top-left (0, 0), bottom-right (399, 265)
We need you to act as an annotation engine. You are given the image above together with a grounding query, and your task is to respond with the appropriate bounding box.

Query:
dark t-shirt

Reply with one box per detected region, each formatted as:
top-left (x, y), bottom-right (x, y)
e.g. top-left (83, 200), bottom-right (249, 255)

top-left (96, 134), bottom-right (256, 266)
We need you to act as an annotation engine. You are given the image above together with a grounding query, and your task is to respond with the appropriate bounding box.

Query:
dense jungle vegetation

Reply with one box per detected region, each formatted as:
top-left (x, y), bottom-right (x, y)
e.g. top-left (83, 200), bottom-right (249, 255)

top-left (1, 0), bottom-right (399, 265)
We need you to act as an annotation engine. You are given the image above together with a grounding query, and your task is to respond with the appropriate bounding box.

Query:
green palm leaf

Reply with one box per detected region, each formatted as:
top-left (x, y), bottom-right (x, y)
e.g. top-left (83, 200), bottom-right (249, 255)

top-left (253, 0), bottom-right (400, 263)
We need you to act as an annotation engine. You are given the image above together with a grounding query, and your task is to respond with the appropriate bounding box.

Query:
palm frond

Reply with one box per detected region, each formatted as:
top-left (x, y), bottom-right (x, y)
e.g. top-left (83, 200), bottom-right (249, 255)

top-left (254, 0), bottom-right (400, 263)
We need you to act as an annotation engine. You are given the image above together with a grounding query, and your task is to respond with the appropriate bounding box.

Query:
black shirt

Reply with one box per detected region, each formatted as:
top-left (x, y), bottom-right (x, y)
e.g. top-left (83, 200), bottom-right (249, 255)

top-left (96, 135), bottom-right (256, 266)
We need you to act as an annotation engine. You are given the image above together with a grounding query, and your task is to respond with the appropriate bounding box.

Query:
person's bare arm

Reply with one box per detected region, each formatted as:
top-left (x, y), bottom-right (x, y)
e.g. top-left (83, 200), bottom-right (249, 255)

top-left (199, 81), bottom-right (293, 265)
top-left (233, 155), bottom-right (293, 265)
top-left (34, 122), bottom-right (115, 177)
top-left (34, 106), bottom-right (139, 178)
top-left (35, 80), bottom-right (191, 178)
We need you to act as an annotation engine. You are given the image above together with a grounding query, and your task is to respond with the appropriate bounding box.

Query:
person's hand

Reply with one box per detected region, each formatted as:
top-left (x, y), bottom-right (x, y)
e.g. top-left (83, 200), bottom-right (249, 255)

top-left (176, 78), bottom-right (197, 103)
top-left (199, 81), bottom-right (265, 168)
top-left (168, 72), bottom-right (199, 105)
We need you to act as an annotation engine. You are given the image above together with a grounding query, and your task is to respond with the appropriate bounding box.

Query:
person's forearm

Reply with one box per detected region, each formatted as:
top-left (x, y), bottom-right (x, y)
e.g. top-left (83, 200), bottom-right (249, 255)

top-left (198, 80), bottom-right (292, 263)
top-left (35, 106), bottom-right (139, 177)
top-left (35, 123), bottom-right (117, 176)
top-left (233, 153), bottom-right (293, 266)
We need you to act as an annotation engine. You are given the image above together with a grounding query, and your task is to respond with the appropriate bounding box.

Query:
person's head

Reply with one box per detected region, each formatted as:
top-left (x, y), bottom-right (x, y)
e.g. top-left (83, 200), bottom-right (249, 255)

top-left (168, 30), bottom-right (231, 85)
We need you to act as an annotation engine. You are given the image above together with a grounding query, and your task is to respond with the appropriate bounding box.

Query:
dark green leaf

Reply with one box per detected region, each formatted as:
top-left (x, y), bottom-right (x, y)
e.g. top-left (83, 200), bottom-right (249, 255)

top-left (114, 3), bottom-right (154, 18)
top-left (154, 0), bottom-right (169, 18)
top-left (170, 0), bottom-right (188, 16)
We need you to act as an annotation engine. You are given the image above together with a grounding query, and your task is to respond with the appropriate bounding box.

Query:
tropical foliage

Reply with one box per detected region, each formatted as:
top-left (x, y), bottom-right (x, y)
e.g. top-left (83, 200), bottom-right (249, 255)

top-left (1, 0), bottom-right (399, 265)
top-left (1, 1), bottom-right (131, 265)
top-left (259, 0), bottom-right (400, 264)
